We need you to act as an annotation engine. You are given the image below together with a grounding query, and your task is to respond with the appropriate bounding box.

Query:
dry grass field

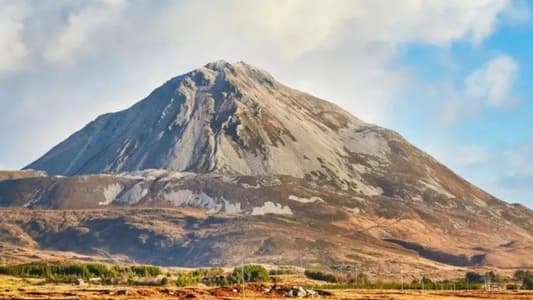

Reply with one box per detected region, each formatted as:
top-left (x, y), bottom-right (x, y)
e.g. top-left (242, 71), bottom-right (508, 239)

top-left (1, 275), bottom-right (532, 300)
top-left (330, 289), bottom-right (533, 300)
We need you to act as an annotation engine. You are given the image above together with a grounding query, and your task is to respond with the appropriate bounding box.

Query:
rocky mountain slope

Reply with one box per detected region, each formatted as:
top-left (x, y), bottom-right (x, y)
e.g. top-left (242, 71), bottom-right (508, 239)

top-left (0, 60), bottom-right (531, 272)
top-left (27, 61), bottom-right (361, 179)
top-left (1, 169), bottom-right (532, 270)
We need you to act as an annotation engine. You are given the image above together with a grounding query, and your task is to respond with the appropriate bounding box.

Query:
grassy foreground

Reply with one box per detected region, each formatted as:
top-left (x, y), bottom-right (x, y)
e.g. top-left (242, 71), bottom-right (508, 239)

top-left (1, 262), bottom-right (532, 299)
top-left (1, 275), bottom-right (533, 300)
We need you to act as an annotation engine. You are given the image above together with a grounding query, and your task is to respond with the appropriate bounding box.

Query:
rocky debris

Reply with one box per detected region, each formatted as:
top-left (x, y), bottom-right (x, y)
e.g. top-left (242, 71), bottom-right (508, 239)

top-left (227, 284), bottom-right (332, 298)
top-left (75, 278), bottom-right (86, 286)
top-left (239, 284), bottom-right (332, 298)
top-left (158, 287), bottom-right (175, 296)
top-left (282, 286), bottom-right (328, 298)
top-left (285, 286), bottom-right (307, 297)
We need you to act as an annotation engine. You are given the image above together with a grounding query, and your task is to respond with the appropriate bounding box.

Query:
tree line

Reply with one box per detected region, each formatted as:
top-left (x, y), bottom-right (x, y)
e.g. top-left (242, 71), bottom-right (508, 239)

top-left (1, 261), bottom-right (532, 290)
top-left (0, 262), bottom-right (161, 284)
top-left (175, 264), bottom-right (270, 287)
top-left (303, 269), bottom-right (533, 290)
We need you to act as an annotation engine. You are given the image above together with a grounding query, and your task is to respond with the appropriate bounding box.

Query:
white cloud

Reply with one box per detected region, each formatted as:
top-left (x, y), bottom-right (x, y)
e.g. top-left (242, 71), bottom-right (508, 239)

top-left (454, 146), bottom-right (491, 168)
top-left (490, 143), bottom-right (533, 206)
top-left (430, 53), bottom-right (520, 124)
top-left (42, 0), bottom-right (513, 64)
top-left (343, 0), bottom-right (511, 45)
top-left (504, 143), bottom-right (533, 168)
top-left (422, 140), bottom-right (533, 207)
top-left (465, 54), bottom-right (519, 107)
top-left (424, 142), bottom-right (490, 170)
top-left (500, 144), bottom-right (533, 187)
top-left (234, 0), bottom-right (515, 55)
top-left (235, 1), bottom-right (356, 59)
top-left (23, 0), bottom-right (523, 128)
top-left (167, 0), bottom-right (524, 123)
top-left (0, 3), bottom-right (28, 77)
top-left (43, 1), bottom-right (126, 64)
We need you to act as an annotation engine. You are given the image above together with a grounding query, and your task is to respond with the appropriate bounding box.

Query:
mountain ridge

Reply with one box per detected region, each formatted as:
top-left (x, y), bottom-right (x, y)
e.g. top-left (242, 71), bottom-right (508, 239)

top-left (1, 60), bottom-right (531, 272)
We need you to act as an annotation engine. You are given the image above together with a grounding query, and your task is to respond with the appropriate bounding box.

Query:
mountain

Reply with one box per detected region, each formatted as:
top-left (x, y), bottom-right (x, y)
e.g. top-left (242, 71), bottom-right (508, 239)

top-left (1, 60), bottom-right (532, 274)
top-left (27, 61), bottom-right (362, 180)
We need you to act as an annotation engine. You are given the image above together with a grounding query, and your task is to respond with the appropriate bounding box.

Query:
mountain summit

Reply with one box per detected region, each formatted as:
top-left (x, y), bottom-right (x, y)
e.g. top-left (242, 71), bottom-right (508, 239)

top-left (3, 61), bottom-right (531, 270)
top-left (28, 60), bottom-right (363, 181)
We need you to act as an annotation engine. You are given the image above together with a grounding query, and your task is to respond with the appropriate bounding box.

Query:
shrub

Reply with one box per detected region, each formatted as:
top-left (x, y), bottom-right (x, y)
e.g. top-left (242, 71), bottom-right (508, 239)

top-left (230, 265), bottom-right (269, 283)
top-left (484, 271), bottom-right (501, 283)
top-left (269, 267), bottom-right (297, 275)
top-left (465, 272), bottom-right (484, 284)
top-left (173, 267), bottom-right (237, 287)
top-left (160, 277), bottom-right (169, 286)
top-left (304, 270), bottom-right (338, 283)
top-left (514, 270), bottom-right (528, 281)
top-left (130, 265), bottom-right (162, 277)
top-left (523, 276), bottom-right (533, 290)
top-left (175, 272), bottom-right (199, 287)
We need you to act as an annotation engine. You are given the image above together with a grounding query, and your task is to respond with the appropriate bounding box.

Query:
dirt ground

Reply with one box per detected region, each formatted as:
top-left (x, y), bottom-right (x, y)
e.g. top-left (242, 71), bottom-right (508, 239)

top-left (1, 276), bottom-right (532, 299)
top-left (330, 289), bottom-right (533, 300)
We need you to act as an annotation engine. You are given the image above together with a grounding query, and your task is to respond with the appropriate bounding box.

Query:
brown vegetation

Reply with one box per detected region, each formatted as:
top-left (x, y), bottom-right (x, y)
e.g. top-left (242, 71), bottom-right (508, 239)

top-left (1, 275), bottom-right (533, 300)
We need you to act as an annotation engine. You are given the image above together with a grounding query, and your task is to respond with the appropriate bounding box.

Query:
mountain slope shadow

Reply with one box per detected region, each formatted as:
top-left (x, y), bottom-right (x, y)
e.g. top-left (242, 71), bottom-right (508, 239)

top-left (384, 238), bottom-right (486, 267)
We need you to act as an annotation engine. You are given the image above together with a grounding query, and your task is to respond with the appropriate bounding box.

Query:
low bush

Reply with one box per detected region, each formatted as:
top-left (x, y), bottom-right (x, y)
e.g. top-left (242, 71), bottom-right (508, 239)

top-left (130, 265), bottom-right (162, 277)
top-left (304, 270), bottom-right (338, 283)
top-left (229, 265), bottom-right (269, 284)
top-left (269, 267), bottom-right (297, 275)
top-left (523, 276), bottom-right (533, 290)
top-left (175, 267), bottom-right (230, 287)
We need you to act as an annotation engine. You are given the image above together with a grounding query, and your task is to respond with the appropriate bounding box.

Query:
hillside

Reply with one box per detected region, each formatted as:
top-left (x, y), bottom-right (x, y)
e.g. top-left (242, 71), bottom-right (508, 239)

top-left (0, 61), bottom-right (531, 273)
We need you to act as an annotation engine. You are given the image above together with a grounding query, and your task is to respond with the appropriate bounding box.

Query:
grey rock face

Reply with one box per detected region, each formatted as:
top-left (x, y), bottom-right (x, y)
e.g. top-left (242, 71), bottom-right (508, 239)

top-left (27, 61), bottom-right (369, 183)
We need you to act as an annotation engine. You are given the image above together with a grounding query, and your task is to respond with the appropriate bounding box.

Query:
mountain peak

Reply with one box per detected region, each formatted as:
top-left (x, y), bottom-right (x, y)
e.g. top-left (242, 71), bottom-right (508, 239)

top-left (203, 59), bottom-right (234, 71)
top-left (25, 61), bottom-right (364, 179)
top-left (203, 59), bottom-right (258, 71)
top-left (201, 60), bottom-right (276, 86)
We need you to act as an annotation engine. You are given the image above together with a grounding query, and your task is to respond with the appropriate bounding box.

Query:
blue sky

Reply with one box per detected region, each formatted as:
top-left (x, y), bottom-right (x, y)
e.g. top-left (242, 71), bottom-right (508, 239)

top-left (391, 10), bottom-right (533, 208)
top-left (0, 0), bottom-right (531, 207)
